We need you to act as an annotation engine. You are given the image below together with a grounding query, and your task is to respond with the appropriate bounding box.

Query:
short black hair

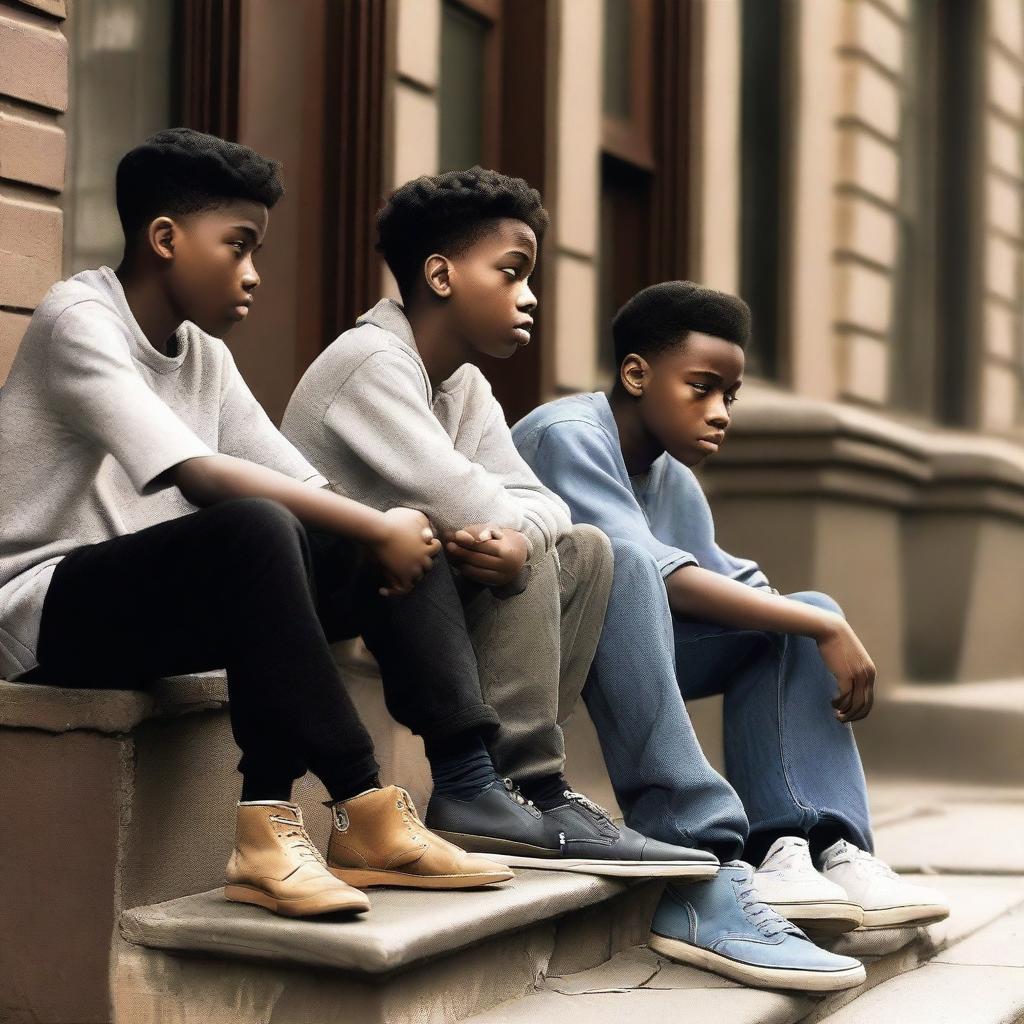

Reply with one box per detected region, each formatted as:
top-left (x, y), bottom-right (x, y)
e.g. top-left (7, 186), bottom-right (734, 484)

top-left (376, 166), bottom-right (549, 300)
top-left (612, 281), bottom-right (751, 367)
top-left (115, 127), bottom-right (284, 241)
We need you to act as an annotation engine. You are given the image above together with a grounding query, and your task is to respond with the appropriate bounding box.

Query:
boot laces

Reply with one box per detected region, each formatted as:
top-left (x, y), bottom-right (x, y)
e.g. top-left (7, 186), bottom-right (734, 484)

top-left (732, 873), bottom-right (801, 939)
top-left (503, 778), bottom-right (535, 808)
top-left (269, 814), bottom-right (328, 867)
top-left (395, 789), bottom-right (429, 847)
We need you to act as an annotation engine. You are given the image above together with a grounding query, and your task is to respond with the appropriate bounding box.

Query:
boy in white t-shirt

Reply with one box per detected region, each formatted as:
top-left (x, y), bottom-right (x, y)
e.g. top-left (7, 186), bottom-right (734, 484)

top-left (0, 129), bottom-right (514, 916)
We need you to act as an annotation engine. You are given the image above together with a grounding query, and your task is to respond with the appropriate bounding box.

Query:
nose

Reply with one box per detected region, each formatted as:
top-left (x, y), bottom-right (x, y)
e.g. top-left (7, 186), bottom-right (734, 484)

top-left (242, 257), bottom-right (260, 292)
top-left (707, 398), bottom-right (730, 429)
top-left (517, 279), bottom-right (537, 313)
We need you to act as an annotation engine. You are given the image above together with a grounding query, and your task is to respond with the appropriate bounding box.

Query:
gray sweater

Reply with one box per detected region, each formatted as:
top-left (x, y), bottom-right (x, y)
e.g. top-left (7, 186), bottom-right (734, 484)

top-left (0, 267), bottom-right (327, 679)
top-left (281, 299), bottom-right (571, 558)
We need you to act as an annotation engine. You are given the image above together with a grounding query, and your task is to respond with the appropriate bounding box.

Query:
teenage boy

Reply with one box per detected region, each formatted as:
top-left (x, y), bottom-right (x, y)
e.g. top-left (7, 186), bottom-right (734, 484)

top-left (0, 129), bottom-right (515, 919)
top-left (282, 168), bottom-right (716, 879)
top-left (513, 281), bottom-right (949, 991)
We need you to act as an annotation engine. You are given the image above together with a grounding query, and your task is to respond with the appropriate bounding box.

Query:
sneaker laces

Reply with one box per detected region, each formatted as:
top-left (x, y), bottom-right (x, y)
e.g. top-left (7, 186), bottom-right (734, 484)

top-left (731, 872), bottom-right (803, 939)
top-left (269, 814), bottom-right (328, 867)
top-left (503, 778), bottom-right (535, 808)
top-left (847, 845), bottom-right (900, 881)
top-left (563, 789), bottom-right (613, 821)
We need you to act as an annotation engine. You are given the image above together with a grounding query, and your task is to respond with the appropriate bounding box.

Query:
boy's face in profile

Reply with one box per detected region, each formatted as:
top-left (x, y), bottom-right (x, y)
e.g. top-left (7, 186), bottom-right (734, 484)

top-left (626, 332), bottom-right (744, 467)
top-left (159, 198), bottom-right (268, 338)
top-left (443, 218), bottom-right (538, 359)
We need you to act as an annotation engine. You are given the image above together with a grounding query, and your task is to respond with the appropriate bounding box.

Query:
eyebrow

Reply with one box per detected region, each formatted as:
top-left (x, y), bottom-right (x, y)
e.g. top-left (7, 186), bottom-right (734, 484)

top-left (686, 369), bottom-right (743, 388)
top-left (230, 224), bottom-right (263, 248)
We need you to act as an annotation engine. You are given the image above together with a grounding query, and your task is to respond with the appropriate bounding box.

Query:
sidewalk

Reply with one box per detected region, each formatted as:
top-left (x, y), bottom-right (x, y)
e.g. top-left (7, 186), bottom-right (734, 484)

top-left (465, 778), bottom-right (1024, 1024)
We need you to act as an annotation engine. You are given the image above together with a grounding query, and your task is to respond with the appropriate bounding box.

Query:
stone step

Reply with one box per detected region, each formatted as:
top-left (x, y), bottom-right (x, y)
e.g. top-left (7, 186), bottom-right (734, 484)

top-left (461, 872), bottom-right (1024, 1024)
top-left (854, 678), bottom-right (1024, 786)
top-left (114, 870), bottom-right (663, 1024)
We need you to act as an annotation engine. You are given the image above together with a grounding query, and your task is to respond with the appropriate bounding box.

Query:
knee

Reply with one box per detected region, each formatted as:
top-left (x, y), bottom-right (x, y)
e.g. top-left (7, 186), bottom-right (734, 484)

top-left (205, 497), bottom-right (305, 556)
top-left (557, 523), bottom-right (613, 578)
top-left (788, 590), bottom-right (844, 617)
top-left (610, 537), bottom-right (662, 585)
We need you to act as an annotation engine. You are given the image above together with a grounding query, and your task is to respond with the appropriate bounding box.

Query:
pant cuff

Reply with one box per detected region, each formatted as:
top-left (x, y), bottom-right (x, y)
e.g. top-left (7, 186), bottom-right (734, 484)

top-left (417, 703), bottom-right (501, 748)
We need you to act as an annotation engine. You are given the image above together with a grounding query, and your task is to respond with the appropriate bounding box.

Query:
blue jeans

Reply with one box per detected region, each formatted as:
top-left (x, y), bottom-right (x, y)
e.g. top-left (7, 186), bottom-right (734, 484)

top-left (582, 539), bottom-right (873, 861)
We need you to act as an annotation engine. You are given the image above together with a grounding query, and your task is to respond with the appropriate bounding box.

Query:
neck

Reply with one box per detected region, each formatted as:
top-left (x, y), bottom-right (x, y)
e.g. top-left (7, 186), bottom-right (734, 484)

top-left (608, 387), bottom-right (665, 476)
top-left (404, 298), bottom-right (470, 389)
top-left (115, 260), bottom-right (182, 356)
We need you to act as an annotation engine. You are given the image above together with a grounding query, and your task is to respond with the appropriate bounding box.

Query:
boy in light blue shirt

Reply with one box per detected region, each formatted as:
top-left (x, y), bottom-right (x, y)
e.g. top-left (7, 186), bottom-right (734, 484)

top-left (513, 281), bottom-right (948, 992)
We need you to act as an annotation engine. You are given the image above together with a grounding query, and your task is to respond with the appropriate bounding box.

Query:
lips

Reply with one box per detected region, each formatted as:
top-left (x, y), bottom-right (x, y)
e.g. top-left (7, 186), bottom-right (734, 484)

top-left (513, 319), bottom-right (533, 345)
top-left (697, 435), bottom-right (725, 452)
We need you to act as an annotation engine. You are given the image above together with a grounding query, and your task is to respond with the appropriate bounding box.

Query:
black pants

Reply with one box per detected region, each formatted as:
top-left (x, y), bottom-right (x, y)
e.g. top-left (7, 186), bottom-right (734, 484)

top-left (24, 497), bottom-right (499, 800)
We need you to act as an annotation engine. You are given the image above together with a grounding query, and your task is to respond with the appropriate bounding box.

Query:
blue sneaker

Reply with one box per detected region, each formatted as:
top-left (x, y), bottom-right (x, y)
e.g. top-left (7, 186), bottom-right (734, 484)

top-left (648, 862), bottom-right (867, 992)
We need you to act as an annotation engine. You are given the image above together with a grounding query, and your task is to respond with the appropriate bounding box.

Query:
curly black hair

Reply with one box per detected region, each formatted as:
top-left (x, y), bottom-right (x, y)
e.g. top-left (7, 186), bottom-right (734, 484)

top-left (612, 281), bottom-right (751, 367)
top-left (376, 166), bottom-right (549, 300)
top-left (115, 127), bottom-right (284, 241)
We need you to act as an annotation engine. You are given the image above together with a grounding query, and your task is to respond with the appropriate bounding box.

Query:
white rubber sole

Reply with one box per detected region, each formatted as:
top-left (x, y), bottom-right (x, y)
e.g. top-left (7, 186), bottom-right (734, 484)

top-left (768, 899), bottom-right (865, 935)
top-left (647, 932), bottom-right (866, 993)
top-left (858, 903), bottom-right (950, 929)
top-left (474, 851), bottom-right (719, 879)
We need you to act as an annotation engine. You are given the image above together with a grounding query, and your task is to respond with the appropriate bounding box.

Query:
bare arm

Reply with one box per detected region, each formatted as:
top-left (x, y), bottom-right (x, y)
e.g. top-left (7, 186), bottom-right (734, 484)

top-left (171, 454), bottom-right (439, 595)
top-left (666, 565), bottom-right (876, 722)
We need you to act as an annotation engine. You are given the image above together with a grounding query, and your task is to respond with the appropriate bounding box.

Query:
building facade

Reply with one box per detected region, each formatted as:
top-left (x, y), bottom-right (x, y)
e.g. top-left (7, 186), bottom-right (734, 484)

top-left (2, 0), bottom-right (1023, 684)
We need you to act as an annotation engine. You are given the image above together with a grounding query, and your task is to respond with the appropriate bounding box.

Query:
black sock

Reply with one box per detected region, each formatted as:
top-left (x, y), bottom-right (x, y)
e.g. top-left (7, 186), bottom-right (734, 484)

top-left (240, 775), bottom-right (294, 803)
top-left (326, 769), bottom-right (383, 805)
top-left (519, 773), bottom-right (571, 810)
top-left (808, 821), bottom-right (849, 867)
top-left (426, 732), bottom-right (499, 800)
top-left (743, 828), bottom-right (798, 867)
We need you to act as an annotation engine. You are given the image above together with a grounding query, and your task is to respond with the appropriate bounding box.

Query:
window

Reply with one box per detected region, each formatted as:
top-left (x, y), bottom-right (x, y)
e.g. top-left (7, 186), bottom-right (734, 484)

top-left (739, 0), bottom-right (785, 379)
top-left (438, 0), bottom-right (501, 172)
top-left (62, 0), bottom-right (179, 275)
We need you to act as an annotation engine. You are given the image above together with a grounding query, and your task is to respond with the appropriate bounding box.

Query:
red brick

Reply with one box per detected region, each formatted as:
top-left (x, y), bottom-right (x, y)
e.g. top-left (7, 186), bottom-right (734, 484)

top-left (0, 8), bottom-right (68, 113)
top-left (0, 111), bottom-right (65, 191)
top-left (0, 194), bottom-right (62, 309)
top-left (0, 309), bottom-right (28, 385)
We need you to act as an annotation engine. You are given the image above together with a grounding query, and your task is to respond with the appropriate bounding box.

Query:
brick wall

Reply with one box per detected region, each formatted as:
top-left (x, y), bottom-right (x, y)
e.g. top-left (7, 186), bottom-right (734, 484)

top-left (979, 0), bottom-right (1024, 433)
top-left (0, 0), bottom-right (66, 385)
top-left (833, 0), bottom-right (906, 406)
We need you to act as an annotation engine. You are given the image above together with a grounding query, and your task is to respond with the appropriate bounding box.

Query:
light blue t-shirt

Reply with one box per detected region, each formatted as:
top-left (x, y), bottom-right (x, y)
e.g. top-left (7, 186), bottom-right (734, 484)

top-left (511, 391), bottom-right (770, 589)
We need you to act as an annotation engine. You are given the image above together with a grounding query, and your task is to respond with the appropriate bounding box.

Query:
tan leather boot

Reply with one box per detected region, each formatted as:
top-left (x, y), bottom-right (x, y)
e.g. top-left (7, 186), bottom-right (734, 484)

top-left (225, 800), bottom-right (371, 917)
top-left (326, 786), bottom-right (514, 890)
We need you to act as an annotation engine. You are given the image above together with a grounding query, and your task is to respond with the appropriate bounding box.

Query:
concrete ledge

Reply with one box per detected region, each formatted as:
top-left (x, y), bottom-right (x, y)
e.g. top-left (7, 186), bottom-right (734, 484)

top-left (119, 870), bottom-right (645, 975)
top-left (0, 673), bottom-right (228, 734)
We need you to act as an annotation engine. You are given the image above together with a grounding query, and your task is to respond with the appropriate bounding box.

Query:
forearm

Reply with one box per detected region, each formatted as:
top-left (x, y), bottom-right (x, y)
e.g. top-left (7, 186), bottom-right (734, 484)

top-left (666, 564), bottom-right (838, 639)
top-left (172, 454), bottom-right (387, 544)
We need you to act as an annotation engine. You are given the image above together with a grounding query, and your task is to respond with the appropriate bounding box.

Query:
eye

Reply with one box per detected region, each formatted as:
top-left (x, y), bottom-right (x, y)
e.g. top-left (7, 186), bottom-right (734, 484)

top-left (689, 382), bottom-right (709, 394)
top-left (725, 393), bottom-right (739, 407)
top-left (501, 267), bottom-right (517, 279)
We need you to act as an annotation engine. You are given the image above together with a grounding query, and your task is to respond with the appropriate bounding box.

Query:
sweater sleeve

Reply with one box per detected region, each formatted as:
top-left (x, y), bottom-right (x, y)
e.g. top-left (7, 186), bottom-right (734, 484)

top-left (323, 348), bottom-right (551, 552)
top-left (469, 393), bottom-right (572, 556)
top-left (45, 303), bottom-right (213, 495)
top-left (528, 419), bottom-right (698, 578)
top-left (218, 345), bottom-right (328, 486)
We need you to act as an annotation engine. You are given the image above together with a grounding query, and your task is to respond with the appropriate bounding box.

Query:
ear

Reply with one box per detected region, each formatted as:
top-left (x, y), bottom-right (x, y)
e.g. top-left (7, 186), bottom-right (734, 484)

top-left (619, 353), bottom-right (649, 397)
top-left (146, 216), bottom-right (177, 263)
top-left (424, 254), bottom-right (453, 299)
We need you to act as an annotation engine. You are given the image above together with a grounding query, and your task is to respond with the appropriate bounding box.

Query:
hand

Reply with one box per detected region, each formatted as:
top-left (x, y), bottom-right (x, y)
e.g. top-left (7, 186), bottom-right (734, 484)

top-left (442, 524), bottom-right (528, 587)
top-left (369, 507), bottom-right (441, 597)
top-left (814, 613), bottom-right (876, 722)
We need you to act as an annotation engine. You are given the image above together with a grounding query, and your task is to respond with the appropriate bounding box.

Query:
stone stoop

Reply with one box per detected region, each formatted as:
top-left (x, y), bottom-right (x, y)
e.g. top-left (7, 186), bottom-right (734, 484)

top-left (461, 872), bottom-right (1024, 1024)
top-left (113, 871), bottom-right (663, 1024)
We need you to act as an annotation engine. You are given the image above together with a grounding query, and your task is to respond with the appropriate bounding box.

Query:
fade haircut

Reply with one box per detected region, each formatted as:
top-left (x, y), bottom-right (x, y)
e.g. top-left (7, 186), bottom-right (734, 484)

top-left (376, 166), bottom-right (549, 301)
top-left (612, 281), bottom-right (751, 367)
top-left (115, 127), bottom-right (284, 242)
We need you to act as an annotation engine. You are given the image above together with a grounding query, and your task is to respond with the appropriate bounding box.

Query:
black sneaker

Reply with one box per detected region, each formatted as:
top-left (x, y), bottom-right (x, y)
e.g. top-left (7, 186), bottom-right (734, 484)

top-left (427, 781), bottom-right (719, 879)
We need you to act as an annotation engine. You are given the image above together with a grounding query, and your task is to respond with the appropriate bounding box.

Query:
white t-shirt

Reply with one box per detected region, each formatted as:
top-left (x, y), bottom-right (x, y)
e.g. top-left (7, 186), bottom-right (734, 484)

top-left (0, 266), bottom-right (327, 679)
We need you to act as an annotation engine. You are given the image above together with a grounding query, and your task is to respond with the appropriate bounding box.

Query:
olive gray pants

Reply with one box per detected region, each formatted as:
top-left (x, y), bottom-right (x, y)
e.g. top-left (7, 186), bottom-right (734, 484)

top-left (460, 524), bottom-right (613, 786)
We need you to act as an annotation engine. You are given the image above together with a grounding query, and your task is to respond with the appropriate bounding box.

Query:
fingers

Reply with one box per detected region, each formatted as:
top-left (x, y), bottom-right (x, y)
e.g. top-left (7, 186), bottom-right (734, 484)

top-left (458, 564), bottom-right (510, 586)
top-left (425, 537), bottom-right (441, 555)
top-left (421, 527), bottom-right (435, 541)
top-left (446, 543), bottom-right (506, 571)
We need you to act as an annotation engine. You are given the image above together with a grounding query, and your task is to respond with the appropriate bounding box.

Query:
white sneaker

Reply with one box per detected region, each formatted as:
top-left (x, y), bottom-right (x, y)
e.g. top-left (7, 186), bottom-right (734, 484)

top-left (819, 839), bottom-right (950, 929)
top-left (752, 836), bottom-right (863, 934)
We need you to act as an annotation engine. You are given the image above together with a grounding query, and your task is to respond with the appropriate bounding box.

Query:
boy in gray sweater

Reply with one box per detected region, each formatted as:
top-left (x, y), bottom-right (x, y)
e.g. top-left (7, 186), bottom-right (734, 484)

top-left (282, 168), bottom-right (715, 877)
